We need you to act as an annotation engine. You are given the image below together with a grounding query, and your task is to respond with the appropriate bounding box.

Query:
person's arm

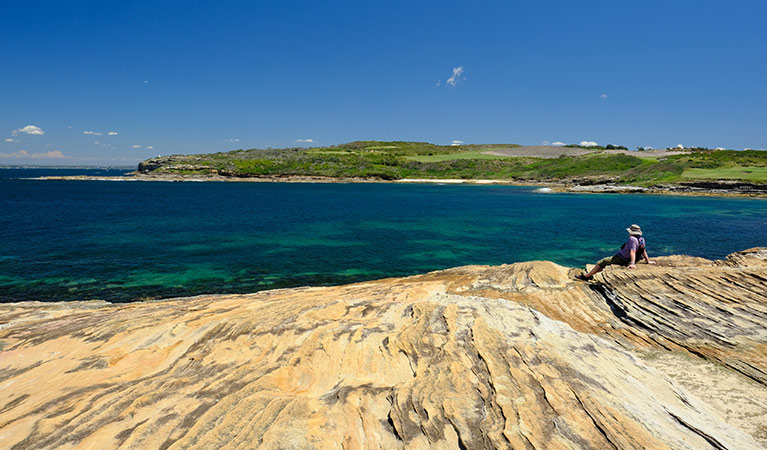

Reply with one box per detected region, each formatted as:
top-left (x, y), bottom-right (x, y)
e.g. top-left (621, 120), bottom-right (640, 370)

top-left (643, 248), bottom-right (655, 264)
top-left (628, 248), bottom-right (637, 268)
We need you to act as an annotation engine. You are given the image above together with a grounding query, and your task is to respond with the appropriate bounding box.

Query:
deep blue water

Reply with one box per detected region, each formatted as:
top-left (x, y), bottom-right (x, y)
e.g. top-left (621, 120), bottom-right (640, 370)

top-left (1, 168), bottom-right (765, 302)
top-left (0, 167), bottom-right (133, 179)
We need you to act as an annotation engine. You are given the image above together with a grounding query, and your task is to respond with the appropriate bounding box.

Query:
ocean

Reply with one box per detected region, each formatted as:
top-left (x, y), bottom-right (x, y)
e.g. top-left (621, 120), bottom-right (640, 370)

top-left (1, 168), bottom-right (765, 302)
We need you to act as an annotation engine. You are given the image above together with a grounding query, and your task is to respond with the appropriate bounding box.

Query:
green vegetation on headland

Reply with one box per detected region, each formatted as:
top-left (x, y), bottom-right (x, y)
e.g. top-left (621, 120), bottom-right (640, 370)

top-left (137, 141), bottom-right (767, 187)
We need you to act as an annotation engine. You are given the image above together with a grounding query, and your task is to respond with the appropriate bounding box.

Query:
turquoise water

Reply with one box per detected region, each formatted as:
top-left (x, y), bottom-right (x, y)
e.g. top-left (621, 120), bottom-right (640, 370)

top-left (1, 168), bottom-right (765, 302)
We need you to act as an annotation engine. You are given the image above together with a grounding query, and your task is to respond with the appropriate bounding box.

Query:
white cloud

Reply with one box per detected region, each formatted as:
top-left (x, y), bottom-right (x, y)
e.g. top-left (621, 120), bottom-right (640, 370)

top-left (35, 151), bottom-right (69, 159)
top-left (5, 138), bottom-right (18, 142)
top-left (600, 93), bottom-right (608, 99)
top-left (676, 144), bottom-right (685, 149)
top-left (83, 130), bottom-right (104, 136)
top-left (580, 141), bottom-right (599, 147)
top-left (446, 66), bottom-right (464, 86)
top-left (132, 145), bottom-right (142, 148)
top-left (224, 138), bottom-right (240, 142)
top-left (0, 150), bottom-right (70, 159)
top-left (12, 125), bottom-right (44, 135)
top-left (107, 131), bottom-right (118, 136)
top-left (296, 139), bottom-right (314, 143)
top-left (145, 146), bottom-right (154, 150)
top-left (551, 141), bottom-right (565, 146)
top-left (94, 141), bottom-right (100, 145)
top-left (715, 147), bottom-right (725, 150)
top-left (451, 140), bottom-right (464, 146)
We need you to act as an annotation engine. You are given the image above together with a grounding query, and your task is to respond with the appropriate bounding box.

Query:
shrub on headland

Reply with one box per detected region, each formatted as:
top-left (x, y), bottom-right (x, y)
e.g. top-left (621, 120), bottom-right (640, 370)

top-left (143, 142), bottom-right (767, 185)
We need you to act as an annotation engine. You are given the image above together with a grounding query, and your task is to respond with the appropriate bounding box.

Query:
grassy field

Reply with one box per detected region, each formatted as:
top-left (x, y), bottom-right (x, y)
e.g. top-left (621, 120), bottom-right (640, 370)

top-left (681, 167), bottom-right (767, 181)
top-left (406, 151), bottom-right (513, 162)
top-left (142, 142), bottom-right (767, 186)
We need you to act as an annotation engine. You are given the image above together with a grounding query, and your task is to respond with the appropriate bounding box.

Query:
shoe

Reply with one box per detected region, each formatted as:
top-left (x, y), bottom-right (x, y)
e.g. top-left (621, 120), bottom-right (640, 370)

top-left (575, 273), bottom-right (593, 281)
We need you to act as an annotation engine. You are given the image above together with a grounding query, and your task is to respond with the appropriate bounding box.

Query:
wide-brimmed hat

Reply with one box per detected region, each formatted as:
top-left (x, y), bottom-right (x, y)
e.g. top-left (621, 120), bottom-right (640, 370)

top-left (626, 224), bottom-right (642, 236)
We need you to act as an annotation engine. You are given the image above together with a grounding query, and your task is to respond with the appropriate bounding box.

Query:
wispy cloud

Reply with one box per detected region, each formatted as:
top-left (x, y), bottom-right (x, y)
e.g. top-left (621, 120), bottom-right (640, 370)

top-left (580, 141), bottom-right (599, 147)
top-left (551, 141), bottom-right (565, 146)
top-left (107, 131), bottom-right (118, 136)
top-left (451, 140), bottom-right (464, 146)
top-left (296, 139), bottom-right (314, 143)
top-left (446, 66), bottom-right (465, 87)
top-left (0, 150), bottom-right (70, 159)
top-left (600, 93), bottom-right (608, 99)
top-left (83, 130), bottom-right (103, 136)
top-left (225, 138), bottom-right (240, 142)
top-left (132, 145), bottom-right (142, 149)
top-left (12, 125), bottom-right (44, 136)
top-left (5, 138), bottom-right (18, 143)
top-left (145, 146), bottom-right (154, 150)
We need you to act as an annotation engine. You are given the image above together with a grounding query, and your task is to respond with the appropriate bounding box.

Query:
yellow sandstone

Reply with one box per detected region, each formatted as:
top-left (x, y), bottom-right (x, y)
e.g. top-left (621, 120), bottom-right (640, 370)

top-left (1, 249), bottom-right (766, 449)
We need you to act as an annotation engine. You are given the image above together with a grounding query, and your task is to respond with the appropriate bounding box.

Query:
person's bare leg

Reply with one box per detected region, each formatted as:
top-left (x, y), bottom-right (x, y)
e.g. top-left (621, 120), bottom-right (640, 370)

top-left (585, 264), bottom-right (603, 278)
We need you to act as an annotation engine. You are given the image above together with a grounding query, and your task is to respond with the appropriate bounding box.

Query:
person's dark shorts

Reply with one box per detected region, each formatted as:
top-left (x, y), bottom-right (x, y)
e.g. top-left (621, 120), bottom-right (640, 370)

top-left (597, 254), bottom-right (630, 269)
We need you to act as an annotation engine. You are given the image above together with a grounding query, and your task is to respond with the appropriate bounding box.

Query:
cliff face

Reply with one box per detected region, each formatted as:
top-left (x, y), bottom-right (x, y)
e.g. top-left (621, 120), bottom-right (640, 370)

top-left (1, 249), bottom-right (766, 449)
top-left (137, 155), bottom-right (217, 175)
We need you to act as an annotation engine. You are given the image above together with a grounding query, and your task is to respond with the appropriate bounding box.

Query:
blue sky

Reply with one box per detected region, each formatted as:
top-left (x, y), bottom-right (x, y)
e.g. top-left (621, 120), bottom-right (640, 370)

top-left (2, 0), bottom-right (765, 165)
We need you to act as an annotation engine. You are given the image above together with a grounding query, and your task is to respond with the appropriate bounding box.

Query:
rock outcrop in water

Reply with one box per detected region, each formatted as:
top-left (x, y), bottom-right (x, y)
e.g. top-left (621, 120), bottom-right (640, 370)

top-left (1, 249), bottom-right (766, 449)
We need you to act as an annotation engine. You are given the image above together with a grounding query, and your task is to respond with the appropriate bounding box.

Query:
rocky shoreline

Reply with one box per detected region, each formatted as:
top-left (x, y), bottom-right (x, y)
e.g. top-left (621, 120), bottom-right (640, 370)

top-left (32, 173), bottom-right (767, 197)
top-left (559, 179), bottom-right (767, 196)
top-left (1, 248), bottom-right (766, 448)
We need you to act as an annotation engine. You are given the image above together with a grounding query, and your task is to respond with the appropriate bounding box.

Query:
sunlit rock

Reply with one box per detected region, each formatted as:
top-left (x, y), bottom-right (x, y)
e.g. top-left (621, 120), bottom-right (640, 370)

top-left (1, 249), bottom-right (765, 448)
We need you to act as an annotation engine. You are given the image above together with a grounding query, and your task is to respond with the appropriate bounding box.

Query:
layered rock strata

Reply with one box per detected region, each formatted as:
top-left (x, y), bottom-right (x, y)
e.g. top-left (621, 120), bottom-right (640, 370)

top-left (0, 249), bottom-right (765, 449)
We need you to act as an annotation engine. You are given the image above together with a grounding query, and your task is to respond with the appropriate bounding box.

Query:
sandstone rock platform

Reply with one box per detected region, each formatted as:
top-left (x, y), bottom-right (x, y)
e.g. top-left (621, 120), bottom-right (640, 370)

top-left (1, 249), bottom-right (766, 449)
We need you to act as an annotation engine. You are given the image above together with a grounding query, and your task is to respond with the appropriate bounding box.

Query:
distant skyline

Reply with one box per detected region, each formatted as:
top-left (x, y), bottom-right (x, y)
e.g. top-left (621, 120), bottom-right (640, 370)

top-left (2, 0), bottom-right (765, 165)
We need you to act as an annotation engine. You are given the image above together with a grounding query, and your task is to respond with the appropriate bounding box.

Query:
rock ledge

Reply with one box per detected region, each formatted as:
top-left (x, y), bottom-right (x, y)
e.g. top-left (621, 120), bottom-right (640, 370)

top-left (1, 249), bottom-right (766, 449)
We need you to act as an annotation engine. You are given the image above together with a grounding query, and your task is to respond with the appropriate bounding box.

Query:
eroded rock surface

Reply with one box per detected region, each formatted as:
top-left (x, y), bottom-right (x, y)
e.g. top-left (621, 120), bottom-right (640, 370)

top-left (1, 249), bottom-right (766, 449)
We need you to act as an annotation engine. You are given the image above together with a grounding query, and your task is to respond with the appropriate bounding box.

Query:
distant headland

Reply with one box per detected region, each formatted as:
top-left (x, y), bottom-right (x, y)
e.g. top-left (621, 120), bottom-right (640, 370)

top-left (42, 141), bottom-right (767, 196)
